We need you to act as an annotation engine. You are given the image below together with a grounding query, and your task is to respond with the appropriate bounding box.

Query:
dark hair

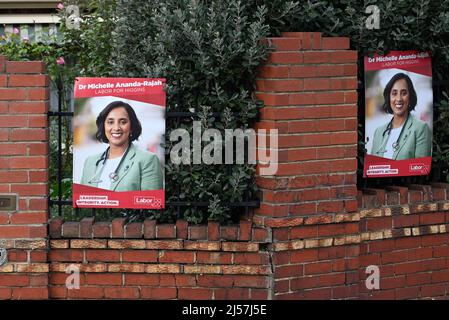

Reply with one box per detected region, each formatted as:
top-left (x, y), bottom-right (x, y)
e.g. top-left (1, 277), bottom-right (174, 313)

top-left (95, 101), bottom-right (142, 144)
top-left (382, 73), bottom-right (417, 114)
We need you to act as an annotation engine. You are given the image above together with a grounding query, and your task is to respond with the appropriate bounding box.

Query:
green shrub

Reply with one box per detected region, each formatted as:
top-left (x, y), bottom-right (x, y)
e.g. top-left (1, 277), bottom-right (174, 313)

top-left (59, 0), bottom-right (116, 77)
top-left (288, 1), bottom-right (449, 77)
top-left (104, 0), bottom-right (299, 224)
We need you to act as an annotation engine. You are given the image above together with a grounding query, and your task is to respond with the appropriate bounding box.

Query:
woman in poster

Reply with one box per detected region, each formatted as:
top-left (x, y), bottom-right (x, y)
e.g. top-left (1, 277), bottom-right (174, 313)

top-left (80, 101), bottom-right (163, 191)
top-left (370, 73), bottom-right (431, 160)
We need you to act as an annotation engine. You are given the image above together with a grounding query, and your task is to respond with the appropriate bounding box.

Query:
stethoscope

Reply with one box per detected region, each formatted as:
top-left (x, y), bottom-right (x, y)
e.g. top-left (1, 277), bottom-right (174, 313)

top-left (381, 113), bottom-right (410, 152)
top-left (89, 144), bottom-right (131, 184)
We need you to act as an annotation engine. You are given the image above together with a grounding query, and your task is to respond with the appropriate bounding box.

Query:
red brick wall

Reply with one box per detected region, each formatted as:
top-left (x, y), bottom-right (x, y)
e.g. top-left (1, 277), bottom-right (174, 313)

top-left (2, 33), bottom-right (449, 300)
top-left (254, 32), bottom-right (449, 300)
top-left (269, 193), bottom-right (449, 299)
top-left (358, 188), bottom-right (449, 299)
top-left (254, 32), bottom-right (359, 299)
top-left (0, 56), bottom-right (50, 299)
top-left (48, 219), bottom-right (271, 299)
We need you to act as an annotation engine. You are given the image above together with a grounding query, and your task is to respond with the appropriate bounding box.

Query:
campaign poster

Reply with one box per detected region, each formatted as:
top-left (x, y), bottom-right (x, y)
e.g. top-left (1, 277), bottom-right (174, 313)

top-left (72, 77), bottom-right (165, 209)
top-left (364, 51), bottom-right (433, 178)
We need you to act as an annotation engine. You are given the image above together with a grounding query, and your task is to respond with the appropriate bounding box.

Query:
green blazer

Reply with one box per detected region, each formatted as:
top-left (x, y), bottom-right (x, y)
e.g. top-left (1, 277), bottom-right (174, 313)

top-left (80, 143), bottom-right (163, 191)
top-left (370, 114), bottom-right (432, 160)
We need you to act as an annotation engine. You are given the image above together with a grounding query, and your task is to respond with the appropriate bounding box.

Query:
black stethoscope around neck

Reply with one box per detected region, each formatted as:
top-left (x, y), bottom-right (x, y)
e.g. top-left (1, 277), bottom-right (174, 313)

top-left (382, 113), bottom-right (410, 152)
top-left (89, 144), bottom-right (131, 184)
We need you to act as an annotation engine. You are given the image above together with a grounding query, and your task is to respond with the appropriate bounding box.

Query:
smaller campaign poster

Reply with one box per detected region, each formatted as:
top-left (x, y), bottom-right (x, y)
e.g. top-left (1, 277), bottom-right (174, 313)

top-left (73, 77), bottom-right (165, 209)
top-left (364, 51), bottom-right (433, 178)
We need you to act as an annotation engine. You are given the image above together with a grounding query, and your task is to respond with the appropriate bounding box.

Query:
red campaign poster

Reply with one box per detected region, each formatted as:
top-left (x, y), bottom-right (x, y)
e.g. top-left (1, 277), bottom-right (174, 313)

top-left (363, 51), bottom-right (433, 178)
top-left (72, 77), bottom-right (165, 209)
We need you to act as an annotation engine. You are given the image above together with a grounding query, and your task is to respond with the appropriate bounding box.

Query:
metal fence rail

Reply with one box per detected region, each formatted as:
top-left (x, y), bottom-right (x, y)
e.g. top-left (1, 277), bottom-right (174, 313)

top-left (48, 77), bottom-right (448, 220)
top-left (47, 95), bottom-right (260, 221)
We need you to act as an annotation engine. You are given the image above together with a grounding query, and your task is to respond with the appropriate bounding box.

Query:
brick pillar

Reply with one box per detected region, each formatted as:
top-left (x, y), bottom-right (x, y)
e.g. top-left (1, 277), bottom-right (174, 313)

top-left (254, 33), bottom-right (359, 299)
top-left (0, 56), bottom-right (50, 300)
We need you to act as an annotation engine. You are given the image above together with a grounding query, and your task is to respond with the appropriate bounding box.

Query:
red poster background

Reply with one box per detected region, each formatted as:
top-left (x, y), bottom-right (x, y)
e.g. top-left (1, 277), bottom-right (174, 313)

top-left (73, 77), bottom-right (165, 209)
top-left (363, 51), bottom-right (433, 178)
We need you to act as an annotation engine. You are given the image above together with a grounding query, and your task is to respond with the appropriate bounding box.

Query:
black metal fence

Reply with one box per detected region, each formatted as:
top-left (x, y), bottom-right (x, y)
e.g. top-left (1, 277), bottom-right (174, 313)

top-left (48, 76), bottom-right (449, 221)
top-left (47, 87), bottom-right (260, 221)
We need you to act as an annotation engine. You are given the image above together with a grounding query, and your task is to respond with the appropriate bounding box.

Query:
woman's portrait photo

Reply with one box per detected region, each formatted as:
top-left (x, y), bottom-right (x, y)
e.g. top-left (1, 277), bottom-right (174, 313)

top-left (73, 97), bottom-right (165, 192)
top-left (365, 69), bottom-right (433, 161)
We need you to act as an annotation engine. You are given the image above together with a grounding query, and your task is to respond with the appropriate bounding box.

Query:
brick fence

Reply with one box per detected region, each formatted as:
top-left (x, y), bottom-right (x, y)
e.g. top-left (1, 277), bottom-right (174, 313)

top-left (0, 56), bottom-right (49, 299)
top-left (1, 32), bottom-right (449, 299)
top-left (47, 220), bottom-right (271, 299)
